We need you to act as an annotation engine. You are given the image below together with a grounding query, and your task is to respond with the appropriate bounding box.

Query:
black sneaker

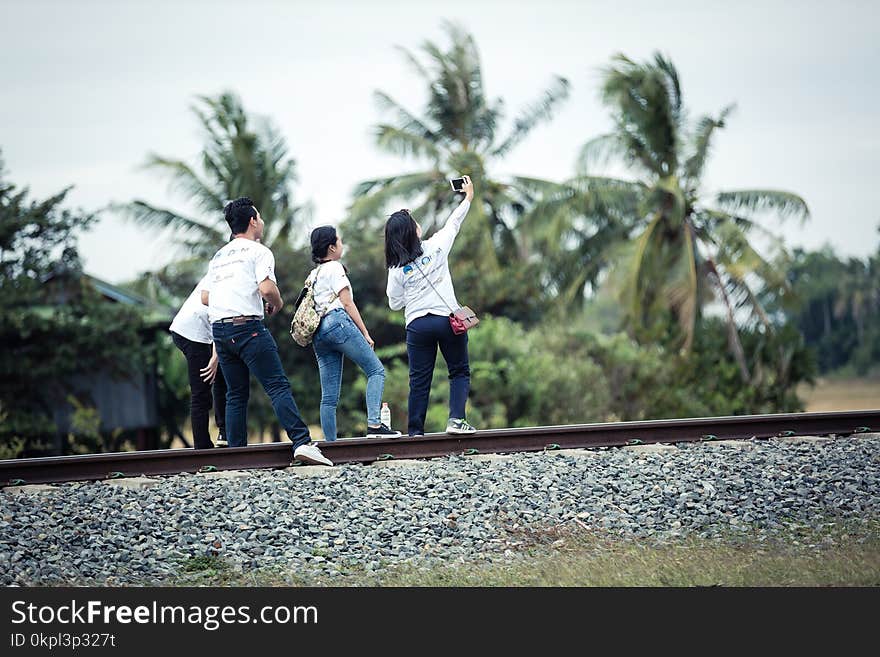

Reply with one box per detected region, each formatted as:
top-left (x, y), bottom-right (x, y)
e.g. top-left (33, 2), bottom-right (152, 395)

top-left (366, 423), bottom-right (402, 438)
top-left (216, 436), bottom-right (228, 448)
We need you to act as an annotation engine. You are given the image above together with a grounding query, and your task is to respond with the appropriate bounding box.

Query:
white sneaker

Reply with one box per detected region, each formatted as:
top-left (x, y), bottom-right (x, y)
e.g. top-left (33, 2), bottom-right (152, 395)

top-left (446, 418), bottom-right (477, 434)
top-left (293, 443), bottom-right (333, 466)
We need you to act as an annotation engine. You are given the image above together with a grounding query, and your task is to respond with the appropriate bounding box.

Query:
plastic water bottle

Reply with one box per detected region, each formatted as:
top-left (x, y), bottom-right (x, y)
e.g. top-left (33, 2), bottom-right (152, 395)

top-left (380, 402), bottom-right (391, 428)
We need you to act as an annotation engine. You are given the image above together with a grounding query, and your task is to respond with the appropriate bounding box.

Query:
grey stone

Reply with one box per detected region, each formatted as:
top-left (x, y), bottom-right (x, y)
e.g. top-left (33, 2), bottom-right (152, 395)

top-left (370, 459), bottom-right (429, 469)
top-left (709, 440), bottom-right (757, 449)
top-left (775, 435), bottom-right (831, 444)
top-left (3, 484), bottom-right (57, 494)
top-left (1, 435), bottom-right (878, 586)
top-left (622, 443), bottom-right (677, 454)
top-left (469, 454), bottom-right (515, 464)
top-left (104, 477), bottom-right (160, 489)
top-left (197, 470), bottom-right (251, 480)
top-left (554, 449), bottom-right (601, 458)
top-left (284, 465), bottom-right (340, 477)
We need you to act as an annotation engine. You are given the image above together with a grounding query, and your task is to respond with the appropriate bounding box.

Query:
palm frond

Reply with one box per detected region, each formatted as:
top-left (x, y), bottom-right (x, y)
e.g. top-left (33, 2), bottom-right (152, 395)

top-left (373, 91), bottom-right (439, 142)
top-left (653, 52), bottom-right (683, 122)
top-left (374, 125), bottom-right (442, 161)
top-left (510, 175), bottom-right (567, 198)
top-left (724, 268), bottom-right (773, 328)
top-left (142, 155), bottom-right (224, 212)
top-left (492, 76), bottom-right (571, 157)
top-left (716, 189), bottom-right (810, 223)
top-left (394, 44), bottom-right (432, 81)
top-left (265, 201), bottom-right (313, 250)
top-left (683, 104), bottom-right (735, 182)
top-left (575, 133), bottom-right (627, 174)
top-left (566, 175), bottom-right (645, 218)
top-left (601, 52), bottom-right (682, 176)
top-left (348, 170), bottom-right (442, 222)
top-left (115, 200), bottom-right (223, 241)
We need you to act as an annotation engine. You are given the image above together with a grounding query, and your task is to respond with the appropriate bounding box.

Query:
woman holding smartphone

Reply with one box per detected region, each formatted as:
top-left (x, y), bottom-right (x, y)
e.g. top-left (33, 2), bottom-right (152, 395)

top-left (309, 226), bottom-right (401, 440)
top-left (384, 174), bottom-right (477, 437)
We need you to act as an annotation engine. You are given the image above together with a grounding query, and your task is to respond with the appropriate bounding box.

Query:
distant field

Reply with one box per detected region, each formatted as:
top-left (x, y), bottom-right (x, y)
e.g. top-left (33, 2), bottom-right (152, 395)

top-left (798, 378), bottom-right (880, 413)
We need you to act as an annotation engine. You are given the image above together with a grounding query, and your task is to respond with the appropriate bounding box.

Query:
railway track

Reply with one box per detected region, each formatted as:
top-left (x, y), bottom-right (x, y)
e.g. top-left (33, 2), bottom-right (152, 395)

top-left (2, 410), bottom-right (877, 486)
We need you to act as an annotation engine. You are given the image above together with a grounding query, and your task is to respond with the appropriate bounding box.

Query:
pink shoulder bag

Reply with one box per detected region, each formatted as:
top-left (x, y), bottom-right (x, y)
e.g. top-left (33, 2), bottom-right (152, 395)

top-left (411, 259), bottom-right (480, 335)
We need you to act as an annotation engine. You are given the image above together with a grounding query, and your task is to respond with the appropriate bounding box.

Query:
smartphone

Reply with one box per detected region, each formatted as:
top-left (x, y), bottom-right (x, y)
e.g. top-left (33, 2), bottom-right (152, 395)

top-left (450, 177), bottom-right (465, 192)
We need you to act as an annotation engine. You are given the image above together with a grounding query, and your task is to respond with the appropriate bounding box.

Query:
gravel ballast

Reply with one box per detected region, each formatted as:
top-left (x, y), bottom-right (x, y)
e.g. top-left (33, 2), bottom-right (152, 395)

top-left (2, 435), bottom-right (878, 585)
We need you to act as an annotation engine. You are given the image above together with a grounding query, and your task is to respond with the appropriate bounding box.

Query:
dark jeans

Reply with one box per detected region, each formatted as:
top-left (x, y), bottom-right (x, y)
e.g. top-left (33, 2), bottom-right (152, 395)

top-left (211, 319), bottom-right (311, 450)
top-left (406, 313), bottom-right (470, 435)
top-left (171, 331), bottom-right (226, 449)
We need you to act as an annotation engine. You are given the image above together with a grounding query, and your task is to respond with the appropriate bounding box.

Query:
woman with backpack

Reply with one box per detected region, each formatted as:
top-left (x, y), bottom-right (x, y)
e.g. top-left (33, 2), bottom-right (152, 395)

top-left (384, 175), bottom-right (477, 437)
top-left (308, 226), bottom-right (401, 440)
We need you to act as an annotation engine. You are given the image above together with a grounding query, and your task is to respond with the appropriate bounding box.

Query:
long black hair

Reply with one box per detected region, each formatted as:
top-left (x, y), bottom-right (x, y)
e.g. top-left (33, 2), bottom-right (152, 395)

top-left (384, 209), bottom-right (423, 268)
top-left (310, 225), bottom-right (338, 264)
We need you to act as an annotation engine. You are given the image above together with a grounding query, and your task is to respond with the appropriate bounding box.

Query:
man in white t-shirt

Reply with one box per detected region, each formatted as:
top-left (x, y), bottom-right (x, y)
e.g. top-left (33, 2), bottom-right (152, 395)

top-left (202, 197), bottom-right (332, 466)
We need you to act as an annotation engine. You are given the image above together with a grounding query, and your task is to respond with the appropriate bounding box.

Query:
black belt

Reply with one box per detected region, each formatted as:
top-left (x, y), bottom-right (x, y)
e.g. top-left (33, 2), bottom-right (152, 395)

top-left (217, 315), bottom-right (261, 324)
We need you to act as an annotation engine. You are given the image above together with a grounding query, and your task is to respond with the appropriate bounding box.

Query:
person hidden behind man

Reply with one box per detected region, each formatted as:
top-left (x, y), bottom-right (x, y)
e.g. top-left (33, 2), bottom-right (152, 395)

top-left (169, 273), bottom-right (227, 449)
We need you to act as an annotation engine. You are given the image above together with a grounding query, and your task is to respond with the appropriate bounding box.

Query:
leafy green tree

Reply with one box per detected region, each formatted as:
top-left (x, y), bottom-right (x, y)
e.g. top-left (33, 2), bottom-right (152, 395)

top-left (348, 21), bottom-right (570, 318)
top-left (785, 235), bottom-right (880, 375)
top-left (0, 153), bottom-right (149, 456)
top-left (525, 53), bottom-right (809, 381)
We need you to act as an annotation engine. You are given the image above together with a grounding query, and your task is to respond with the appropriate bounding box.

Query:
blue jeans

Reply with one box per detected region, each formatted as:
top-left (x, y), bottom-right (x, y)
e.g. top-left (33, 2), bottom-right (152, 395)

top-left (211, 320), bottom-right (311, 450)
top-left (312, 308), bottom-right (386, 441)
top-left (406, 313), bottom-right (470, 435)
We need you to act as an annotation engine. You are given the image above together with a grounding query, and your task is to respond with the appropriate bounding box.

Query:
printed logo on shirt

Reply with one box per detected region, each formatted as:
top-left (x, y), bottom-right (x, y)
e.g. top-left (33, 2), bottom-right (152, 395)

top-left (403, 254), bottom-right (433, 276)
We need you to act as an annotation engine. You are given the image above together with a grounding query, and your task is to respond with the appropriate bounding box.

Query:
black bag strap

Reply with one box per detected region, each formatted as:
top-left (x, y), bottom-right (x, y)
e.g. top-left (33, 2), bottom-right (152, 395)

top-left (293, 262), bottom-right (326, 313)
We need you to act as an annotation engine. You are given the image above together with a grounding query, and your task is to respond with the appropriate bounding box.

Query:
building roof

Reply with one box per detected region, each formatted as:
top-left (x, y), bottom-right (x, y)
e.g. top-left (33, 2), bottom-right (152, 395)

top-left (41, 270), bottom-right (174, 327)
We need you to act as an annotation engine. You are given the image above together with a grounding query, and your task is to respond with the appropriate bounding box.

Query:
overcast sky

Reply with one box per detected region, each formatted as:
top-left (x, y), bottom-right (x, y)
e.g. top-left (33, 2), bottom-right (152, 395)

top-left (2, 0), bottom-right (878, 284)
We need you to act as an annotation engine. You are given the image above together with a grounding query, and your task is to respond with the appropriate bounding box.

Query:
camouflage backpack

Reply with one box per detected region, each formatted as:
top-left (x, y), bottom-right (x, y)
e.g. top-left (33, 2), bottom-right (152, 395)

top-left (289, 264), bottom-right (335, 347)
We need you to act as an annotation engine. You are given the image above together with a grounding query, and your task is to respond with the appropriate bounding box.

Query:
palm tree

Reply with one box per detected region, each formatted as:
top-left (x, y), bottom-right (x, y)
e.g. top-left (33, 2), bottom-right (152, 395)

top-left (118, 92), bottom-right (309, 258)
top-left (525, 53), bottom-right (809, 380)
top-left (833, 251), bottom-right (879, 351)
top-left (117, 92), bottom-right (313, 446)
top-left (348, 21), bottom-right (569, 314)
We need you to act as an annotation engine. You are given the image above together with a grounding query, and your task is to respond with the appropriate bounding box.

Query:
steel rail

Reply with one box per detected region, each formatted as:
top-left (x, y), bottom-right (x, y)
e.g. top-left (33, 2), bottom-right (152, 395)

top-left (1, 410), bottom-right (877, 486)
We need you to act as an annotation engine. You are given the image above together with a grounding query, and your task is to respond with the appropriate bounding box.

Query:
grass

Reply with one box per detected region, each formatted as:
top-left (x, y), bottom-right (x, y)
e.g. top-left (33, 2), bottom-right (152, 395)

top-left (165, 520), bottom-right (880, 587)
top-left (798, 376), bottom-right (880, 413)
top-left (179, 554), bottom-right (230, 575)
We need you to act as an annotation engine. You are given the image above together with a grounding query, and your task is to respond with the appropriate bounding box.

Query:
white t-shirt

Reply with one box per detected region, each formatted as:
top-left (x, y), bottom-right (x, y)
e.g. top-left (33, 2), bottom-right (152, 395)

top-left (309, 261), bottom-right (351, 314)
top-left (204, 238), bottom-right (277, 324)
top-left (169, 275), bottom-right (212, 344)
top-left (386, 199), bottom-right (470, 326)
